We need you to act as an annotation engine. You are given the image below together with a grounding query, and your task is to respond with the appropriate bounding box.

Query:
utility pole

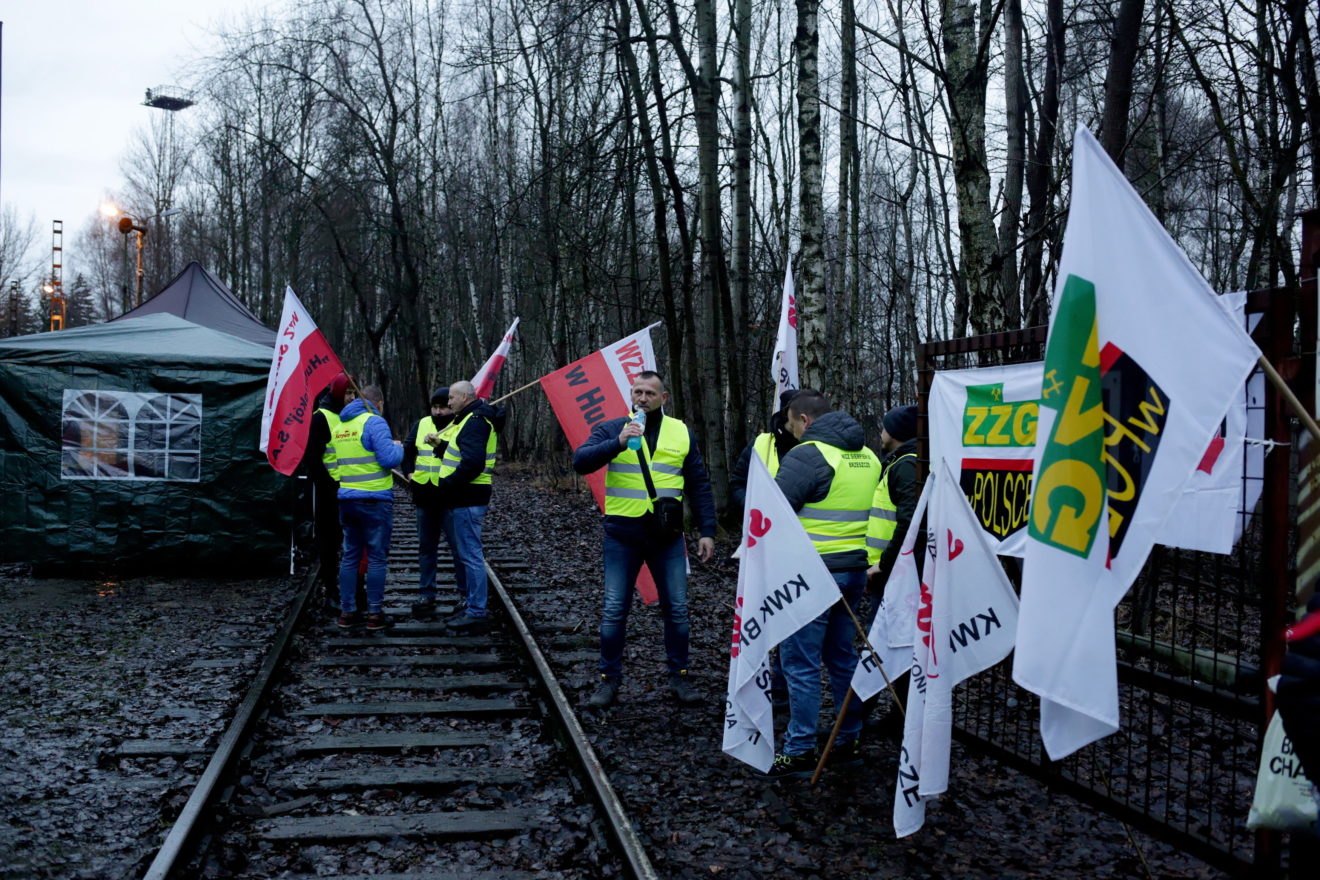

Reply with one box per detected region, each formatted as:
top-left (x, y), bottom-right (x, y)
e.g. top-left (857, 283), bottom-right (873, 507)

top-left (46, 221), bottom-right (65, 331)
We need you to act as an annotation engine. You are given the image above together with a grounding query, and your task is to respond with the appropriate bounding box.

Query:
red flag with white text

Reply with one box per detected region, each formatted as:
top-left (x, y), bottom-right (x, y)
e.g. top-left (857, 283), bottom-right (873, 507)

top-left (540, 324), bottom-right (660, 602)
top-left (259, 287), bottom-right (346, 475)
top-left (471, 317), bottom-right (520, 399)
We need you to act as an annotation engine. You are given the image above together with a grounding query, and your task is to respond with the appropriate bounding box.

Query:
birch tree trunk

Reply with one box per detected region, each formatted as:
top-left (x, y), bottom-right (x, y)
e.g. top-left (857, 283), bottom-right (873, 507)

top-left (794, 0), bottom-right (827, 389)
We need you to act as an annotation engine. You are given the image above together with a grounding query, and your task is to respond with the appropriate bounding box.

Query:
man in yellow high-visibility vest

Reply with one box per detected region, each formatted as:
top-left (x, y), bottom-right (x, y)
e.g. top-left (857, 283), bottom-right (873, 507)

top-left (764, 388), bottom-right (881, 780)
top-left (431, 380), bottom-right (505, 633)
top-left (331, 384), bottom-right (404, 631)
top-left (402, 386), bottom-right (454, 620)
top-left (298, 371), bottom-right (354, 615)
top-left (572, 371), bottom-right (717, 709)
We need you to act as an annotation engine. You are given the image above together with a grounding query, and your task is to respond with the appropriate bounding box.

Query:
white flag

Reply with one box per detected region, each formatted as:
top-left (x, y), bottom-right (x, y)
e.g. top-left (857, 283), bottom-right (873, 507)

top-left (917, 462), bottom-right (1020, 798)
top-left (724, 454), bottom-right (841, 772)
top-left (772, 259), bottom-right (799, 402)
top-left (850, 479), bottom-right (929, 702)
top-left (894, 463), bottom-right (1019, 836)
top-left (1013, 127), bottom-right (1262, 760)
top-left (471, 317), bottom-right (520, 400)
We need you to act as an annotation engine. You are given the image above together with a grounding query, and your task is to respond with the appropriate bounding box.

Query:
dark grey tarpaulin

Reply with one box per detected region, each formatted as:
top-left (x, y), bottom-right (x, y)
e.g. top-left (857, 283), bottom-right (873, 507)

top-left (0, 313), bottom-right (291, 573)
top-left (113, 261), bottom-right (276, 346)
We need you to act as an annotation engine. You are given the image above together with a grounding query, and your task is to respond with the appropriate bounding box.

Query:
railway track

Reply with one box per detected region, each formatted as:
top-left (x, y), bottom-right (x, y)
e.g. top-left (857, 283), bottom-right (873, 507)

top-left (138, 497), bottom-right (657, 879)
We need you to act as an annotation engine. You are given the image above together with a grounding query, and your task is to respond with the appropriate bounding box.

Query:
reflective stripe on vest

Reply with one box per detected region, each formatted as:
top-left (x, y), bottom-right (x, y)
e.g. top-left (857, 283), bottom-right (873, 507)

top-left (797, 440), bottom-right (881, 558)
top-left (752, 432), bottom-right (782, 477)
top-left (330, 413), bottom-right (392, 491)
top-left (318, 408), bottom-right (342, 480)
top-left (437, 412), bottom-right (497, 485)
top-left (867, 452), bottom-right (916, 564)
top-left (605, 415), bottom-right (690, 517)
top-left (412, 419), bottom-right (442, 485)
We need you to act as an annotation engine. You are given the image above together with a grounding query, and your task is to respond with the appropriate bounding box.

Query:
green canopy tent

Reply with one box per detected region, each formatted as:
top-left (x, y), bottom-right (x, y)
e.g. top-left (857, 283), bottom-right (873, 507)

top-left (0, 313), bottom-right (291, 573)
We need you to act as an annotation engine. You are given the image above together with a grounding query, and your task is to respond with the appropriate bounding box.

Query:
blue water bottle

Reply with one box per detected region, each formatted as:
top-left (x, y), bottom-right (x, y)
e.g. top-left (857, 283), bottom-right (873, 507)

top-left (627, 409), bottom-right (646, 450)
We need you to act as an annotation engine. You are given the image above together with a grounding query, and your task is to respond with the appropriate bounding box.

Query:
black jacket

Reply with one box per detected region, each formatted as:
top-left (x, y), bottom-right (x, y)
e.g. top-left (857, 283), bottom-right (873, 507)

top-left (774, 410), bottom-right (875, 572)
top-left (874, 437), bottom-right (924, 587)
top-left (572, 411), bottom-right (718, 540)
top-left (433, 400), bottom-right (506, 508)
top-left (729, 409), bottom-right (799, 515)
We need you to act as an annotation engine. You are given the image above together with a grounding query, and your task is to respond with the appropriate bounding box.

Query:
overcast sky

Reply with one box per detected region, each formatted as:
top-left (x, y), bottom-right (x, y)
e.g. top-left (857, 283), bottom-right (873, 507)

top-left (1, 2), bottom-right (266, 264)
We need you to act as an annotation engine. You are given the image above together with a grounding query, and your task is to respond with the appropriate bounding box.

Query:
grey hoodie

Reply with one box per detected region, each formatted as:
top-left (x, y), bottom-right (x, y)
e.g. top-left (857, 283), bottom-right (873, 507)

top-left (774, 410), bottom-right (875, 571)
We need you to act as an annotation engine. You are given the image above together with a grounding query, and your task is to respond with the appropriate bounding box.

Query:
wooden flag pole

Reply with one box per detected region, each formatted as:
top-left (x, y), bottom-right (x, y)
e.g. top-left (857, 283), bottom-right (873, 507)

top-left (812, 598), bottom-right (907, 786)
top-left (489, 378), bottom-right (542, 406)
top-left (1258, 354), bottom-right (1320, 444)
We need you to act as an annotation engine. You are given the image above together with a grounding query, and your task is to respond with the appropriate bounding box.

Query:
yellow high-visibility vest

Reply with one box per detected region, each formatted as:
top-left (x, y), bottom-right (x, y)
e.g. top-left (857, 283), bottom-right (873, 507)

top-left (411, 419), bottom-right (443, 485)
top-left (604, 416), bottom-right (689, 517)
top-left (437, 412), bottom-right (496, 485)
top-left (330, 413), bottom-right (392, 491)
top-left (867, 452), bottom-right (917, 564)
top-left (797, 441), bottom-right (881, 559)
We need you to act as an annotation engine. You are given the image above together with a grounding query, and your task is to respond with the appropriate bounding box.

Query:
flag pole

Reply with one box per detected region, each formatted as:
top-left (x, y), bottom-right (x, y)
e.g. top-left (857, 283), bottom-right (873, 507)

top-left (489, 378), bottom-right (543, 406)
top-left (812, 599), bottom-right (908, 786)
top-left (1257, 354), bottom-right (1320, 444)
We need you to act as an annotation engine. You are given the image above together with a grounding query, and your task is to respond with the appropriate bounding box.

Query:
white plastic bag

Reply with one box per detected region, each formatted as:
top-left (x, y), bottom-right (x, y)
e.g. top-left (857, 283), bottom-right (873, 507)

top-left (1247, 706), bottom-right (1320, 832)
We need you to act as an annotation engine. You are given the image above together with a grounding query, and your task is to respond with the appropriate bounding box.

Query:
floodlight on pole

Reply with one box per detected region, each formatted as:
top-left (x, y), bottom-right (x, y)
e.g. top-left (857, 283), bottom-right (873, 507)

top-left (105, 205), bottom-right (184, 308)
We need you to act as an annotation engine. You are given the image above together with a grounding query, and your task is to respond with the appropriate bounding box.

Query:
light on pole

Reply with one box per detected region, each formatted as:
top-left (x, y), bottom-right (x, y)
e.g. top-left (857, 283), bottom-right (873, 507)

top-left (102, 204), bottom-right (183, 307)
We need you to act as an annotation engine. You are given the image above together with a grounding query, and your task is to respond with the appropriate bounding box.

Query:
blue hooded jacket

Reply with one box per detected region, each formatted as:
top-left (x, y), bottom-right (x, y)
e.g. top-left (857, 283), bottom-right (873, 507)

top-left (335, 398), bottom-right (404, 500)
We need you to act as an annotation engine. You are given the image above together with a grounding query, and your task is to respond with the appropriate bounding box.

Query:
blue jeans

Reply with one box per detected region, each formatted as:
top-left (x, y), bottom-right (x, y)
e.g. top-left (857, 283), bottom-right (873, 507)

top-left (779, 568), bottom-right (866, 756)
top-left (416, 505), bottom-right (445, 602)
top-left (443, 505), bottom-right (488, 618)
top-left (599, 530), bottom-right (689, 677)
top-left (339, 499), bottom-right (393, 614)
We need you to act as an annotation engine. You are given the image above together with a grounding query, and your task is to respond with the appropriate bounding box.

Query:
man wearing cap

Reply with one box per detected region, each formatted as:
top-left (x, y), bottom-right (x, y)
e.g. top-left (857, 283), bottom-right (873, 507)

top-left (301, 372), bottom-right (355, 615)
top-left (867, 404), bottom-right (923, 591)
top-left (764, 388), bottom-right (881, 779)
top-left (403, 386), bottom-right (454, 620)
top-left (729, 389), bottom-right (800, 517)
top-left (432, 381), bottom-right (506, 632)
top-left (856, 403), bottom-right (925, 737)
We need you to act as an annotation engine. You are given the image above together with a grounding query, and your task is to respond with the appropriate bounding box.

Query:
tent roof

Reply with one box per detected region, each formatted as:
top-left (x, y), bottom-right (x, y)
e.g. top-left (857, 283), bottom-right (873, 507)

top-left (0, 313), bottom-right (273, 367)
top-left (113, 261), bottom-right (276, 346)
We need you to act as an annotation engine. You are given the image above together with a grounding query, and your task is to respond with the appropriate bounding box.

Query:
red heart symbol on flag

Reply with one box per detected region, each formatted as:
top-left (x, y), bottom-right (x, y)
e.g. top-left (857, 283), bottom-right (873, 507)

top-left (748, 509), bottom-right (772, 548)
top-left (947, 529), bottom-right (964, 560)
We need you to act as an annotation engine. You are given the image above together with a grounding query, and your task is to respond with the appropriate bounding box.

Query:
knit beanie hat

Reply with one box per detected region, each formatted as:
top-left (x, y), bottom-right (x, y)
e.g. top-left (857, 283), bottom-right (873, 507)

top-left (778, 389), bottom-right (799, 412)
top-left (431, 386), bottom-right (450, 405)
top-left (882, 405), bottom-right (918, 442)
top-left (329, 372), bottom-right (352, 406)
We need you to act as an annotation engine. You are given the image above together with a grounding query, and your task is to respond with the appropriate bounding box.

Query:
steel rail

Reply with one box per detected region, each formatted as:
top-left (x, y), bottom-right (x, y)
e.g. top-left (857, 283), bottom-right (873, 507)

top-left (485, 563), bottom-right (660, 880)
top-left (141, 566), bottom-right (320, 880)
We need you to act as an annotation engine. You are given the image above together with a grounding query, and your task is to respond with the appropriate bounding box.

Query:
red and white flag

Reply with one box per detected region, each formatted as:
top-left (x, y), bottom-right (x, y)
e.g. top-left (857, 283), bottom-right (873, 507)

top-left (259, 287), bottom-right (346, 475)
top-left (723, 454), bottom-right (842, 772)
top-left (772, 259), bottom-right (799, 403)
top-left (471, 317), bottom-right (520, 400)
top-left (539, 324), bottom-right (660, 601)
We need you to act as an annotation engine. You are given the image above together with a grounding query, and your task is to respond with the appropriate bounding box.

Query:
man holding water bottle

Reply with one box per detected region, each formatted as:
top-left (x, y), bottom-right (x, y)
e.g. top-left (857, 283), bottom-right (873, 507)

top-left (572, 371), bottom-right (717, 709)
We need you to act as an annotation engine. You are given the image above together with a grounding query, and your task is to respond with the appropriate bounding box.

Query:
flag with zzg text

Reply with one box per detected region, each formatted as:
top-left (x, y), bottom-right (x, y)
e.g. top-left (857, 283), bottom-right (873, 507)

top-left (724, 454), bottom-right (841, 772)
top-left (260, 287), bottom-right (346, 475)
top-left (471, 317), bottom-right (519, 400)
top-left (1013, 127), bottom-right (1262, 761)
top-left (771, 260), bottom-right (799, 404)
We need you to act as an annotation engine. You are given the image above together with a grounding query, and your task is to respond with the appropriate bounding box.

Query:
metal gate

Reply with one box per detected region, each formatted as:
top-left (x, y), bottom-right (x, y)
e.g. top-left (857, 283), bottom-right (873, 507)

top-left (913, 210), bottom-right (1318, 876)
